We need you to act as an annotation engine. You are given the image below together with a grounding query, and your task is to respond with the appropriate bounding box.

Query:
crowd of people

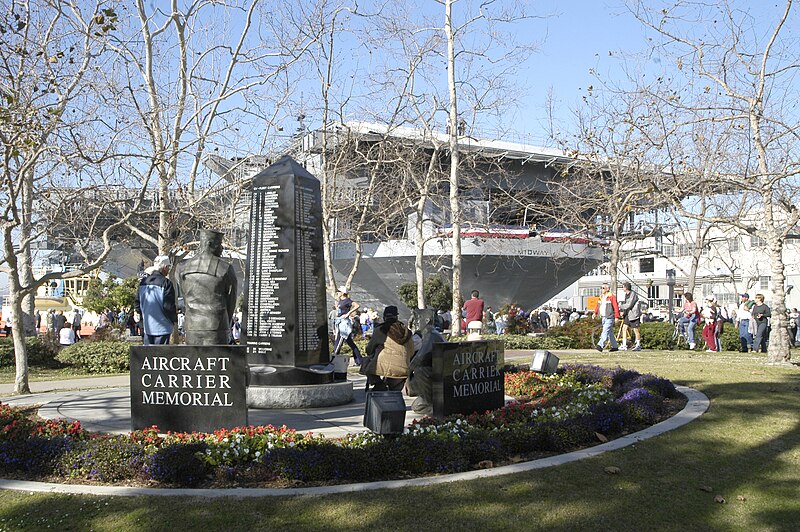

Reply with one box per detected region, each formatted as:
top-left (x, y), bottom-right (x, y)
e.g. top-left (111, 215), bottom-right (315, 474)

top-left (669, 291), bottom-right (782, 353)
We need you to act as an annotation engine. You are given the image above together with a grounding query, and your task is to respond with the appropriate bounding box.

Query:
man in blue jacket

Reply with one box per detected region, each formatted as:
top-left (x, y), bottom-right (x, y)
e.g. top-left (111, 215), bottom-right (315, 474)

top-left (134, 255), bottom-right (178, 345)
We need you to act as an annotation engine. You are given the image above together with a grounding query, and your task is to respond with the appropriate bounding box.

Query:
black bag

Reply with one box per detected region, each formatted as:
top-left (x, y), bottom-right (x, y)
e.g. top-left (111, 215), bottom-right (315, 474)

top-left (359, 354), bottom-right (379, 376)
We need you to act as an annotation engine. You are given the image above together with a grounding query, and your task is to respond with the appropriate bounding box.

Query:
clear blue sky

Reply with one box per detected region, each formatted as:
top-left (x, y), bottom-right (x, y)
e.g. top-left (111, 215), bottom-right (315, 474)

top-left (510, 0), bottom-right (654, 142)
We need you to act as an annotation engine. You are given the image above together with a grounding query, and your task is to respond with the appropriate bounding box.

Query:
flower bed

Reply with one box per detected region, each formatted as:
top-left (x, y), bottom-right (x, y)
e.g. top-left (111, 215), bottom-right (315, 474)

top-left (0, 364), bottom-right (685, 488)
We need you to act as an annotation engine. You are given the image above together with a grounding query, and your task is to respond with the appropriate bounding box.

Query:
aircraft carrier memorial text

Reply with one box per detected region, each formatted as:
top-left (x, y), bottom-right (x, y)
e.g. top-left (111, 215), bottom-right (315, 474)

top-left (130, 345), bottom-right (247, 433)
top-left (431, 340), bottom-right (505, 417)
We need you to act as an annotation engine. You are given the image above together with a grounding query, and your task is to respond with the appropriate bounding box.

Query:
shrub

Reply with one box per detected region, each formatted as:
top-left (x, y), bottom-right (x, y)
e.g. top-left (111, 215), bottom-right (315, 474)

top-left (559, 363), bottom-right (612, 387)
top-left (617, 387), bottom-right (664, 426)
top-left (583, 401), bottom-right (626, 434)
top-left (144, 443), bottom-right (209, 486)
top-left (609, 367), bottom-right (641, 393)
top-left (58, 436), bottom-right (146, 482)
top-left (0, 403), bottom-right (33, 442)
top-left (546, 320), bottom-right (597, 349)
top-left (56, 340), bottom-right (130, 373)
top-left (0, 337), bottom-right (59, 368)
top-left (719, 325), bottom-right (740, 351)
top-left (0, 437), bottom-right (76, 475)
top-left (619, 374), bottom-right (679, 399)
top-left (638, 322), bottom-right (675, 349)
top-left (0, 363), bottom-right (681, 487)
top-left (398, 276), bottom-right (453, 311)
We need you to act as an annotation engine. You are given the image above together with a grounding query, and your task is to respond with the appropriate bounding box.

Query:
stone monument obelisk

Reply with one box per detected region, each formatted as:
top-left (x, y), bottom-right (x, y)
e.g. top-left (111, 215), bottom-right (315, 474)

top-left (243, 156), bottom-right (341, 400)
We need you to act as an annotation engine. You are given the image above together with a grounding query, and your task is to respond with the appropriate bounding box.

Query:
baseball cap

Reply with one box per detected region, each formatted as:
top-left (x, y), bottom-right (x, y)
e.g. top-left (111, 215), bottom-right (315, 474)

top-left (338, 285), bottom-right (348, 294)
top-left (383, 305), bottom-right (399, 319)
top-left (740, 293), bottom-right (749, 298)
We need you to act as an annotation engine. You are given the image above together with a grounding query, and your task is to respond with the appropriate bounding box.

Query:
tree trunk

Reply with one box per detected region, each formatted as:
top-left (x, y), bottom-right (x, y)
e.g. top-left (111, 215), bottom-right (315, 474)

top-left (415, 198), bottom-right (426, 310)
top-left (20, 168), bottom-right (37, 336)
top-left (608, 238), bottom-right (620, 293)
top-left (4, 253), bottom-right (31, 394)
top-left (445, 0), bottom-right (462, 335)
top-left (766, 226), bottom-right (791, 363)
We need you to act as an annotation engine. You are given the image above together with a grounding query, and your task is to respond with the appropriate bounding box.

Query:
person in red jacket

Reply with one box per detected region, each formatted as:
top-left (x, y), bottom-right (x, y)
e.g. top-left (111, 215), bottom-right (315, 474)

top-left (594, 283), bottom-right (620, 352)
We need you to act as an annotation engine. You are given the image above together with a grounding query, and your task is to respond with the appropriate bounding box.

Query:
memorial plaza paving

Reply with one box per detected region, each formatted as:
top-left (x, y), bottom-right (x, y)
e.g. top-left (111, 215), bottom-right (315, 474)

top-left (0, 372), bottom-right (410, 438)
top-left (0, 350), bottom-right (698, 438)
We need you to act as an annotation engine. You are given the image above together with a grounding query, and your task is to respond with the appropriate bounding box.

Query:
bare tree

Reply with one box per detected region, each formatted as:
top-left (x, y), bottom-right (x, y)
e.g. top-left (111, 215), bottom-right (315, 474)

top-left (109, 0), bottom-right (315, 259)
top-left (0, 1), bottom-right (144, 394)
top-left (549, 90), bottom-right (666, 294)
top-left (631, 0), bottom-right (800, 363)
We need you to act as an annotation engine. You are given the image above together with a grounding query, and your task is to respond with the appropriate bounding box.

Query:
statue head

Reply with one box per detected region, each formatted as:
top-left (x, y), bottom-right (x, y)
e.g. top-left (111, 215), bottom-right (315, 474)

top-left (198, 230), bottom-right (224, 257)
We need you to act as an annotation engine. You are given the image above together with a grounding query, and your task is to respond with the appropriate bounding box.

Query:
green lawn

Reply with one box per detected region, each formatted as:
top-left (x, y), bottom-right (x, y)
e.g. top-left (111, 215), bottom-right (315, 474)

top-left (0, 349), bottom-right (799, 531)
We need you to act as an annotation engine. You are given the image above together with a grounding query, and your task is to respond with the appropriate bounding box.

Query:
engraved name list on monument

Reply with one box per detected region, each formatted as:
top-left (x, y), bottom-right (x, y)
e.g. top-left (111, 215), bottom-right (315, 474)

top-left (244, 157), bottom-right (329, 368)
top-left (295, 183), bottom-right (321, 352)
top-left (247, 183), bottom-right (286, 355)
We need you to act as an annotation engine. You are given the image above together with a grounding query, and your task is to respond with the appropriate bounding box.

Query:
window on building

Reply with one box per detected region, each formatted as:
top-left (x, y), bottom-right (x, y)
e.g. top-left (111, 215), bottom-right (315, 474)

top-left (639, 257), bottom-right (655, 273)
top-left (647, 285), bottom-right (660, 299)
top-left (760, 276), bottom-right (771, 290)
top-left (728, 238), bottom-right (739, 252)
top-left (751, 235), bottom-right (767, 248)
top-left (583, 287), bottom-right (601, 297)
top-left (661, 243), bottom-right (675, 257)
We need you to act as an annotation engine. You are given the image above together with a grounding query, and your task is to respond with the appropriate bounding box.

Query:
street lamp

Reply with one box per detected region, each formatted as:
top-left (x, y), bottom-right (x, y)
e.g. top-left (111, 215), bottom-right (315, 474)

top-left (666, 269), bottom-right (676, 322)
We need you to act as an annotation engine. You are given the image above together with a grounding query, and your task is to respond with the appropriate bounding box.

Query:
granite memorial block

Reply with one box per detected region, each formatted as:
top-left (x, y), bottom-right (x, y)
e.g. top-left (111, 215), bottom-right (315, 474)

top-left (130, 345), bottom-right (247, 433)
top-left (243, 156), bottom-right (330, 373)
top-left (431, 340), bottom-right (504, 417)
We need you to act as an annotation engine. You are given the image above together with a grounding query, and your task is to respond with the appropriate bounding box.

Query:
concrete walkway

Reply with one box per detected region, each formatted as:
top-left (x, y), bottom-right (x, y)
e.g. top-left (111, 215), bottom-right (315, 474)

top-left (0, 373), bottom-right (423, 438)
top-left (0, 375), bottom-right (129, 396)
top-left (0, 350), bottom-right (540, 436)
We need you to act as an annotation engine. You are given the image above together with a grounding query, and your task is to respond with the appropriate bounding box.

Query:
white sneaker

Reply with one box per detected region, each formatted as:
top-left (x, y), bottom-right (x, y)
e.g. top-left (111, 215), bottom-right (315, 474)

top-left (619, 344), bottom-right (628, 350)
top-left (632, 345), bottom-right (641, 351)
top-left (689, 342), bottom-right (696, 350)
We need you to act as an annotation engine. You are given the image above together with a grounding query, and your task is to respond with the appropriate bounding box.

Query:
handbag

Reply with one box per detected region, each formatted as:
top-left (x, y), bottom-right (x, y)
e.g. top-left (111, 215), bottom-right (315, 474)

top-left (359, 345), bottom-right (382, 376)
top-left (358, 354), bottom-right (379, 376)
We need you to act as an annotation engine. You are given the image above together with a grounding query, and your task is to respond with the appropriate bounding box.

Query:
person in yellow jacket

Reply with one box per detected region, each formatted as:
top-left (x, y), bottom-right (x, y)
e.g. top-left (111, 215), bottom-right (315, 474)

top-left (364, 306), bottom-right (414, 391)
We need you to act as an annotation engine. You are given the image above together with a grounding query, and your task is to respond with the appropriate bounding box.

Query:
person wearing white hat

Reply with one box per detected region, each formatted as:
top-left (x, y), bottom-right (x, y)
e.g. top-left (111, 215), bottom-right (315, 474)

top-left (333, 286), bottom-right (362, 364)
top-left (134, 255), bottom-right (178, 345)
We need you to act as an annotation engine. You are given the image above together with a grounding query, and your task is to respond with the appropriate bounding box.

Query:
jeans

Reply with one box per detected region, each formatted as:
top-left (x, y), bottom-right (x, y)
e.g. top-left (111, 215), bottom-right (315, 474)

top-left (738, 319), bottom-right (753, 351)
top-left (753, 321), bottom-right (768, 353)
top-left (144, 334), bottom-right (170, 345)
top-left (678, 315), bottom-right (698, 345)
top-left (796, 326), bottom-right (800, 346)
top-left (597, 317), bottom-right (618, 349)
top-left (333, 332), bottom-right (362, 363)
